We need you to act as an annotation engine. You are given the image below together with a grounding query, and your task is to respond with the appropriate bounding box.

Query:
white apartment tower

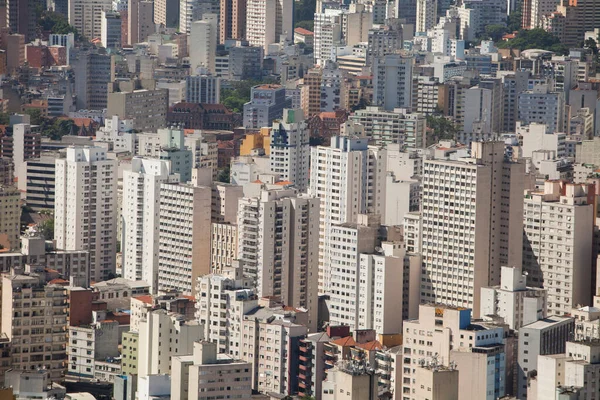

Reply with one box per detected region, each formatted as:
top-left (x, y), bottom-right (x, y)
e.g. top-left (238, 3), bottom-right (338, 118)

top-left (190, 15), bottom-right (218, 74)
top-left (55, 147), bottom-right (117, 282)
top-left (270, 109), bottom-right (310, 191)
top-left (158, 179), bottom-right (211, 296)
top-left (372, 54), bottom-right (414, 112)
top-left (523, 181), bottom-right (594, 316)
top-left (237, 188), bottom-right (320, 331)
top-left (421, 141), bottom-right (525, 317)
top-left (416, 0), bottom-right (437, 33)
top-left (69, 0), bottom-right (113, 40)
top-left (309, 136), bottom-right (386, 295)
top-left (122, 158), bottom-right (177, 292)
top-left (245, 0), bottom-right (293, 51)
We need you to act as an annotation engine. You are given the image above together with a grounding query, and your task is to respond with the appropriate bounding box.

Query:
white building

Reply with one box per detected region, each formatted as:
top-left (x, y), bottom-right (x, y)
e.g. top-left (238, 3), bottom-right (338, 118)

top-left (186, 74), bottom-right (221, 104)
top-left (421, 141), bottom-right (525, 316)
top-left (480, 266), bottom-right (548, 330)
top-left (55, 147), bottom-right (117, 282)
top-left (122, 158), bottom-right (177, 292)
top-left (158, 179), bottom-right (211, 295)
top-left (171, 341), bottom-right (252, 400)
top-left (245, 0), bottom-right (293, 52)
top-left (237, 187), bottom-right (320, 331)
top-left (517, 316), bottom-right (574, 399)
top-left (518, 84), bottom-right (566, 134)
top-left (313, 9), bottom-right (343, 66)
top-left (518, 121), bottom-right (567, 159)
top-left (95, 116), bottom-right (136, 153)
top-left (350, 107), bottom-right (427, 150)
top-left (269, 109), bottom-right (310, 191)
top-left (67, 320), bottom-right (120, 380)
top-left (138, 309), bottom-right (203, 378)
top-left (523, 181), bottom-right (594, 316)
top-left (309, 136), bottom-right (386, 294)
top-left (68, 0), bottom-right (112, 40)
top-left (416, 0), bottom-right (437, 33)
top-left (372, 54), bottom-right (414, 112)
top-left (190, 15), bottom-right (218, 74)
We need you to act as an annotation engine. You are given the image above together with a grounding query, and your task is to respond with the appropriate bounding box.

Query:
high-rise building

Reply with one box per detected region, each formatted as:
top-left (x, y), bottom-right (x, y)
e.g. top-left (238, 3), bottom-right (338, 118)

top-left (158, 179), bottom-right (211, 296)
top-left (101, 10), bottom-right (122, 48)
top-left (518, 84), bottom-right (566, 133)
top-left (154, 0), bottom-right (179, 28)
top-left (313, 10), bottom-right (343, 66)
top-left (107, 79), bottom-right (169, 132)
top-left (190, 15), bottom-right (218, 74)
top-left (480, 266), bottom-right (548, 330)
top-left (122, 158), bottom-right (177, 292)
top-left (517, 316), bottom-right (575, 399)
top-left (137, 128), bottom-right (193, 182)
top-left (12, 123), bottom-right (41, 193)
top-left (179, 0), bottom-right (219, 33)
top-left (350, 106), bottom-right (427, 150)
top-left (137, 309), bottom-right (203, 378)
top-left (25, 153), bottom-right (58, 212)
top-left (237, 187), bottom-right (320, 330)
top-left (269, 109), bottom-right (310, 191)
top-left (171, 341), bottom-right (253, 400)
top-left (421, 141), bottom-right (525, 316)
top-left (1, 268), bottom-right (68, 381)
top-left (0, 185), bottom-right (20, 250)
top-left (219, 0), bottom-right (246, 43)
top-left (416, 0), bottom-right (437, 33)
top-left (309, 136), bottom-right (386, 294)
top-left (55, 147), bottom-right (117, 282)
top-left (243, 84), bottom-right (291, 129)
top-left (372, 54), bottom-right (414, 111)
top-left (185, 74), bottom-right (221, 104)
top-left (72, 48), bottom-right (112, 111)
top-left (523, 181), bottom-right (594, 316)
top-left (127, 0), bottom-right (155, 44)
top-left (68, 0), bottom-right (113, 40)
top-left (245, 0), bottom-right (293, 51)
top-left (6, 0), bottom-right (40, 42)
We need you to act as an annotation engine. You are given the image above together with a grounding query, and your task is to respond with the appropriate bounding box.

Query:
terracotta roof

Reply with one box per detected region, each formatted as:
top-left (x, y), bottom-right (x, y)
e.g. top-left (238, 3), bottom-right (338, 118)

top-left (133, 295), bottom-right (153, 304)
top-left (48, 278), bottom-right (69, 285)
top-left (331, 336), bottom-right (357, 347)
top-left (252, 179), bottom-right (263, 184)
top-left (294, 27), bottom-right (314, 36)
top-left (320, 112), bottom-right (337, 119)
top-left (275, 180), bottom-right (293, 185)
top-left (181, 295), bottom-right (195, 301)
top-left (356, 340), bottom-right (383, 351)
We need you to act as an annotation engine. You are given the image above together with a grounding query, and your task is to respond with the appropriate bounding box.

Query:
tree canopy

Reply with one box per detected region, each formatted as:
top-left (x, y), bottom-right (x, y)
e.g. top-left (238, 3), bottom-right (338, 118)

top-left (426, 115), bottom-right (458, 145)
top-left (496, 28), bottom-right (568, 55)
top-left (38, 11), bottom-right (80, 40)
top-left (220, 79), bottom-right (277, 113)
top-left (295, 0), bottom-right (316, 31)
top-left (23, 109), bottom-right (79, 140)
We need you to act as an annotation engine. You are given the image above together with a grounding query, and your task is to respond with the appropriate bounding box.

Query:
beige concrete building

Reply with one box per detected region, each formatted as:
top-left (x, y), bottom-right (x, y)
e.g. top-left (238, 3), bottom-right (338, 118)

top-left (1, 268), bottom-right (68, 381)
top-left (321, 363), bottom-right (378, 399)
top-left (523, 181), bottom-right (594, 316)
top-left (211, 183), bottom-right (243, 223)
top-left (245, 0), bottom-right (293, 52)
top-left (237, 187), bottom-right (320, 330)
top-left (421, 141), bottom-right (526, 316)
top-left (219, 0), bottom-right (246, 43)
top-left (172, 341), bottom-right (252, 400)
top-left (107, 79), bottom-right (168, 133)
top-left (414, 364), bottom-right (459, 400)
top-left (0, 185), bottom-right (20, 250)
top-left (158, 181), bottom-right (211, 296)
top-left (210, 223), bottom-right (238, 274)
top-left (68, 0), bottom-right (112, 40)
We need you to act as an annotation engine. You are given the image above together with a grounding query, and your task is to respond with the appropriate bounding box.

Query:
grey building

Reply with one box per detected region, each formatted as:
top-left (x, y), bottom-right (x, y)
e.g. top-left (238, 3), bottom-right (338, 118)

top-left (72, 48), bottom-right (112, 110)
top-left (186, 74), bottom-right (221, 104)
top-left (517, 317), bottom-right (575, 399)
top-left (107, 79), bottom-right (169, 132)
top-left (518, 84), bottom-right (566, 133)
top-left (25, 152), bottom-right (59, 212)
top-left (229, 44), bottom-right (264, 81)
top-left (243, 84), bottom-right (291, 129)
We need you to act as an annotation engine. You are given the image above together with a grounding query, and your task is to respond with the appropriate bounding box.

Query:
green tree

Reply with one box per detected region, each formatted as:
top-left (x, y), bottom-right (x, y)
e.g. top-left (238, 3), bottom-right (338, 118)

top-left (585, 37), bottom-right (599, 55)
top-left (507, 9), bottom-right (522, 32)
top-left (220, 79), bottom-right (277, 113)
top-left (426, 115), bottom-right (458, 145)
top-left (38, 218), bottom-right (54, 240)
top-left (38, 11), bottom-right (80, 40)
top-left (24, 108), bottom-right (44, 125)
top-left (0, 113), bottom-right (9, 125)
top-left (496, 28), bottom-right (568, 55)
top-left (294, 0), bottom-right (316, 31)
top-left (484, 24), bottom-right (508, 42)
top-left (217, 166), bottom-right (231, 183)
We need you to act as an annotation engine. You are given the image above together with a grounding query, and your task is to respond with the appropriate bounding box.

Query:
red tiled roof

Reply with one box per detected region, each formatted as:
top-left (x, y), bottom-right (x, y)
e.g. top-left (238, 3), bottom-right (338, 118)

top-left (133, 295), bottom-right (153, 304)
top-left (331, 336), bottom-right (357, 347)
top-left (356, 340), bottom-right (383, 351)
top-left (294, 27), bottom-right (314, 36)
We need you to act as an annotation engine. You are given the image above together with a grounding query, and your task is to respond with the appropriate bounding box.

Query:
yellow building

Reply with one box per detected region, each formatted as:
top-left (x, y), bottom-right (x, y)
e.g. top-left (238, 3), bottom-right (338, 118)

top-left (239, 127), bottom-right (271, 156)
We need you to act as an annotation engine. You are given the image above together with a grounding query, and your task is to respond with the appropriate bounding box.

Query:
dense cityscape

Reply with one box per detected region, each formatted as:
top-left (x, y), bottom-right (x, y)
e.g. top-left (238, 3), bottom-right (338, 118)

top-left (0, 0), bottom-right (599, 399)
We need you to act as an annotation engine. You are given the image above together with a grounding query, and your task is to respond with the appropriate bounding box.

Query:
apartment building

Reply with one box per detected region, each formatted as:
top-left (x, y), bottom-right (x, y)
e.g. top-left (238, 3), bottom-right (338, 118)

top-left (190, 15), bottom-right (218, 74)
top-left (372, 54), bottom-right (414, 111)
top-left (0, 185), bottom-right (20, 250)
top-left (25, 152), bottom-right (60, 212)
top-left (219, 0), bottom-right (246, 43)
top-left (68, 0), bottom-right (112, 40)
top-left (243, 84), bottom-right (291, 129)
top-left (523, 181), bottom-right (594, 316)
top-left (158, 181), bottom-right (211, 296)
top-left (1, 267), bottom-right (68, 381)
top-left (237, 187), bottom-right (320, 330)
top-left (350, 107), bottom-right (427, 150)
top-left (55, 147), bottom-right (117, 283)
top-left (245, 0), bottom-right (293, 51)
top-left (309, 136), bottom-right (386, 295)
top-left (122, 158), bottom-right (177, 292)
top-left (67, 320), bottom-right (120, 380)
top-left (210, 223), bottom-right (238, 274)
top-left (421, 141), bottom-right (525, 316)
top-left (480, 266), bottom-right (548, 330)
top-left (186, 74), bottom-right (221, 104)
top-left (517, 316), bottom-right (575, 398)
